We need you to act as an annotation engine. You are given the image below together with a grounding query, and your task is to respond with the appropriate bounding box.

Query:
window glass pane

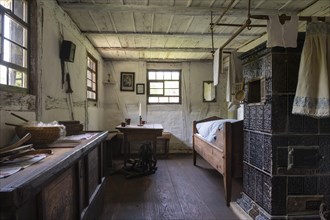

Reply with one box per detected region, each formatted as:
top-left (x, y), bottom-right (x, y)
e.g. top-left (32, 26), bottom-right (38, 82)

top-left (87, 57), bottom-right (91, 67)
top-left (172, 71), bottom-right (180, 80)
top-left (165, 88), bottom-right (179, 96)
top-left (0, 0), bottom-right (12, 10)
top-left (4, 15), bottom-right (27, 47)
top-left (150, 82), bottom-right (163, 89)
top-left (165, 81), bottom-right (179, 88)
top-left (92, 73), bottom-right (96, 82)
top-left (159, 97), bottom-right (169, 103)
top-left (87, 91), bottom-right (96, 99)
top-left (8, 68), bottom-right (26, 88)
top-left (0, 65), bottom-right (7, 84)
top-left (87, 70), bottom-right (92, 80)
top-left (156, 71), bottom-right (163, 80)
top-left (92, 82), bottom-right (96, 90)
top-left (4, 39), bottom-right (27, 67)
top-left (148, 97), bottom-right (158, 103)
top-left (150, 88), bottom-right (163, 95)
top-left (87, 57), bottom-right (95, 70)
top-left (14, 0), bottom-right (28, 22)
top-left (148, 71), bottom-right (156, 80)
top-left (163, 71), bottom-right (171, 80)
top-left (87, 79), bottom-right (92, 88)
top-left (169, 97), bottom-right (179, 103)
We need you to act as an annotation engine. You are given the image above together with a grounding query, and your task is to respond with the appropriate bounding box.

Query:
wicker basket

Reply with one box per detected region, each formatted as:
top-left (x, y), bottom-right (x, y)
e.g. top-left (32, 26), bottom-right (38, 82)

top-left (15, 126), bottom-right (61, 145)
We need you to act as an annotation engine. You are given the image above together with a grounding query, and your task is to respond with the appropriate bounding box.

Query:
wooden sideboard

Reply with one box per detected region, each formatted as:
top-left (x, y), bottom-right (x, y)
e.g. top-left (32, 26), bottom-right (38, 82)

top-left (0, 131), bottom-right (108, 220)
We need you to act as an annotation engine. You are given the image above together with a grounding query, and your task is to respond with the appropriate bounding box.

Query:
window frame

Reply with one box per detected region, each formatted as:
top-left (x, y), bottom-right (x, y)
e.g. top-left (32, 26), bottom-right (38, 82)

top-left (0, 2), bottom-right (29, 93)
top-left (86, 52), bottom-right (98, 101)
top-left (146, 69), bottom-right (182, 105)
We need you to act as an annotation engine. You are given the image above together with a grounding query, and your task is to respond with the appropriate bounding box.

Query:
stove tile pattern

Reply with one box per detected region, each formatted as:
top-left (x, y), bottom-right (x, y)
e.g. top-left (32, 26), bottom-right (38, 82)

top-left (237, 38), bottom-right (330, 219)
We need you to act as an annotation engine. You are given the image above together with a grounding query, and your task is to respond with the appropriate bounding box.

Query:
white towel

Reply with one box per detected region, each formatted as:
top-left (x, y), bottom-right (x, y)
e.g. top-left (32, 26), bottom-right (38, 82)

top-left (213, 48), bottom-right (222, 86)
top-left (226, 51), bottom-right (243, 102)
top-left (292, 21), bottom-right (330, 117)
top-left (226, 51), bottom-right (243, 111)
top-left (267, 14), bottom-right (299, 48)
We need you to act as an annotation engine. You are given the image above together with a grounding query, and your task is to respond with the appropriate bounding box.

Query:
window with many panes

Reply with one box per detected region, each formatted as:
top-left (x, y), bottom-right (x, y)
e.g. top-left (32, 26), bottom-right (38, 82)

top-left (86, 53), bottom-right (97, 100)
top-left (147, 70), bottom-right (181, 104)
top-left (0, 1), bottom-right (28, 90)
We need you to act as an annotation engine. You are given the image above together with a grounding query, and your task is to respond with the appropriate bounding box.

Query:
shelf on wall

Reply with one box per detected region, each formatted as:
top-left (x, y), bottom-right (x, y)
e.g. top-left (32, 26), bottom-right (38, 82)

top-left (103, 81), bottom-right (116, 85)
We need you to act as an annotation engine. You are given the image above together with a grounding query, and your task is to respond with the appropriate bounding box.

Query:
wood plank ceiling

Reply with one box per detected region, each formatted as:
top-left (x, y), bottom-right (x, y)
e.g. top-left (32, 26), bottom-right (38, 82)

top-left (57, 0), bottom-right (330, 61)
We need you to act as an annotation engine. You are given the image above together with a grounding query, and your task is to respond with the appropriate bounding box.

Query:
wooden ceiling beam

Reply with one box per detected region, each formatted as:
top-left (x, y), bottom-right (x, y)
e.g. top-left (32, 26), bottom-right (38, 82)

top-left (58, 3), bottom-right (293, 17)
top-left (83, 31), bottom-right (261, 38)
top-left (96, 47), bottom-right (226, 53)
top-left (103, 57), bottom-right (213, 62)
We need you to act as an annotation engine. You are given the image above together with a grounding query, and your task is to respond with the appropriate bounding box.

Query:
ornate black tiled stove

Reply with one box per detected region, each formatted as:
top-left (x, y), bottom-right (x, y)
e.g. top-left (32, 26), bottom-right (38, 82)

top-left (236, 37), bottom-right (330, 219)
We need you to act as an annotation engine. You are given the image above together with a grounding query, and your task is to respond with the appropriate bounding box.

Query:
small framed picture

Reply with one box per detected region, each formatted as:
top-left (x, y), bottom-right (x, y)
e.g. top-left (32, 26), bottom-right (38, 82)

top-left (136, 83), bottom-right (145, 95)
top-left (120, 72), bottom-right (135, 91)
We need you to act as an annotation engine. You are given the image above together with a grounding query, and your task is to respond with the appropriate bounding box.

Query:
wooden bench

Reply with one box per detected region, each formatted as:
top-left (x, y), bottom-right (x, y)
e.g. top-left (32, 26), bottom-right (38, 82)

top-left (157, 132), bottom-right (171, 158)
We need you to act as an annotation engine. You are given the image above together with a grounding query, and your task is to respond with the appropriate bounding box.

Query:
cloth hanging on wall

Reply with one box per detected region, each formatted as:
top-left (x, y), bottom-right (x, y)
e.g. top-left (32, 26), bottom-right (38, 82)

top-left (226, 51), bottom-right (243, 111)
top-left (213, 48), bottom-right (223, 86)
top-left (267, 14), bottom-right (299, 48)
top-left (292, 19), bottom-right (330, 118)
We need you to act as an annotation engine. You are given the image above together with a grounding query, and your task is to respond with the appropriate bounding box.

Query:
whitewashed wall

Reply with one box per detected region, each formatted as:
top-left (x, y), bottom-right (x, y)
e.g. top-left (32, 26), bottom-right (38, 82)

top-left (0, 0), bottom-right (105, 146)
top-left (103, 60), bottom-right (230, 153)
top-left (0, 0), bottom-right (238, 150)
top-left (39, 0), bottom-right (105, 130)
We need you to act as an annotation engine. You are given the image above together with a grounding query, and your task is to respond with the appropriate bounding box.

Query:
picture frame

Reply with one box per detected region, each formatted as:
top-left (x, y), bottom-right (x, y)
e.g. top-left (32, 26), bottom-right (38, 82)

top-left (120, 72), bottom-right (135, 91)
top-left (136, 83), bottom-right (145, 95)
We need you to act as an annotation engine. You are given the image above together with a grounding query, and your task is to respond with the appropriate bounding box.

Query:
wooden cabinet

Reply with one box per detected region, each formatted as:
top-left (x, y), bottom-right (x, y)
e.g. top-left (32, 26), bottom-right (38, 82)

top-left (0, 132), bottom-right (107, 220)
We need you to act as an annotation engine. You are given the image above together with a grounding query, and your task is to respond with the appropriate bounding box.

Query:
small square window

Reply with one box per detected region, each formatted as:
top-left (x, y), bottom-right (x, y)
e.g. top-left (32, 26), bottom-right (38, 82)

top-left (147, 70), bottom-right (181, 104)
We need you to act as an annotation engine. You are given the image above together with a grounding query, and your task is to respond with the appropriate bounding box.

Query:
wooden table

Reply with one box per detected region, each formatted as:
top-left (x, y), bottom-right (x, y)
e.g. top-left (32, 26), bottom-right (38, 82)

top-left (0, 131), bottom-right (108, 220)
top-left (116, 124), bottom-right (163, 166)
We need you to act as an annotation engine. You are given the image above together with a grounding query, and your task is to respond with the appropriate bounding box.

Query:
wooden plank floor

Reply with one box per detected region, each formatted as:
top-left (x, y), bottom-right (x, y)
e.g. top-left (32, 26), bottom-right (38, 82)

top-left (100, 154), bottom-right (242, 220)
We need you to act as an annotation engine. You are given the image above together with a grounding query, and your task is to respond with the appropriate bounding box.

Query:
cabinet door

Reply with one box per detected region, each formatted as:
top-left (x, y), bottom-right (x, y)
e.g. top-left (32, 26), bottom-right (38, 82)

top-left (87, 147), bottom-right (100, 200)
top-left (78, 159), bottom-right (88, 213)
top-left (42, 167), bottom-right (78, 220)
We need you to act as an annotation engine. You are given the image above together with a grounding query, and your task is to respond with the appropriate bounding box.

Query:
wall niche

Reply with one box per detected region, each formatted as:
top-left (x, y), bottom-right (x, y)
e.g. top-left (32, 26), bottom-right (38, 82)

top-left (247, 77), bottom-right (265, 104)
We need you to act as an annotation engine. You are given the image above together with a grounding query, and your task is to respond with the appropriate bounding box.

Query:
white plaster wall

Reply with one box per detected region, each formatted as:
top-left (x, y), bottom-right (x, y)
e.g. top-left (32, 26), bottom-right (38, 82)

top-left (39, 1), bottom-right (105, 131)
top-left (0, 0), bottom-right (239, 150)
top-left (0, 109), bottom-right (36, 146)
top-left (103, 60), bottom-right (231, 153)
top-left (0, 0), bottom-right (106, 147)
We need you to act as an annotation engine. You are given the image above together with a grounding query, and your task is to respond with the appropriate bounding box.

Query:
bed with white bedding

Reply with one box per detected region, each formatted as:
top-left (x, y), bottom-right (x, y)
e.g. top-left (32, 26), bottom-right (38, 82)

top-left (192, 116), bottom-right (243, 206)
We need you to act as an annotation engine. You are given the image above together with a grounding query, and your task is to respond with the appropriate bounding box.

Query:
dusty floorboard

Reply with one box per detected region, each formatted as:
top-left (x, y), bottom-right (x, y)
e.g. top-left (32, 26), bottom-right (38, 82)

top-left (100, 154), bottom-right (242, 220)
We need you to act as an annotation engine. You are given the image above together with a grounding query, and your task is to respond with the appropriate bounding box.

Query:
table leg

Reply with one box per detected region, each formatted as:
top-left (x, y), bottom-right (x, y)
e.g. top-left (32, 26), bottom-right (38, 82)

top-left (123, 136), bottom-right (128, 167)
top-left (153, 138), bottom-right (157, 161)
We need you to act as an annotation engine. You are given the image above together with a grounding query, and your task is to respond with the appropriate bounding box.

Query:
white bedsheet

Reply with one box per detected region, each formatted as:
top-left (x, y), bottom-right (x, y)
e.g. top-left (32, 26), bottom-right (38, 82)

top-left (196, 119), bottom-right (238, 143)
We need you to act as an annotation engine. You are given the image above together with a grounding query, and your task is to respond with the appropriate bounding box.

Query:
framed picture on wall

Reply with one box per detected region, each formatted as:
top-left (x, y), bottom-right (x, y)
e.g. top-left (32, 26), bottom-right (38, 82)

top-left (120, 72), bottom-right (135, 91)
top-left (136, 83), bottom-right (145, 95)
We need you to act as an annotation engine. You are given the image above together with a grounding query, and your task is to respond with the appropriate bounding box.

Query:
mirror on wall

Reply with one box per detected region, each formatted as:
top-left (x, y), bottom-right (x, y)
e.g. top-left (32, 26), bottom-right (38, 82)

top-left (203, 81), bottom-right (217, 102)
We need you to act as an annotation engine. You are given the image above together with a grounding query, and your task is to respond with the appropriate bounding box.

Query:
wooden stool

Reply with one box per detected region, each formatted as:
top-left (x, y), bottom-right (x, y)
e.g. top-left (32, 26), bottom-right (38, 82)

top-left (157, 132), bottom-right (171, 158)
